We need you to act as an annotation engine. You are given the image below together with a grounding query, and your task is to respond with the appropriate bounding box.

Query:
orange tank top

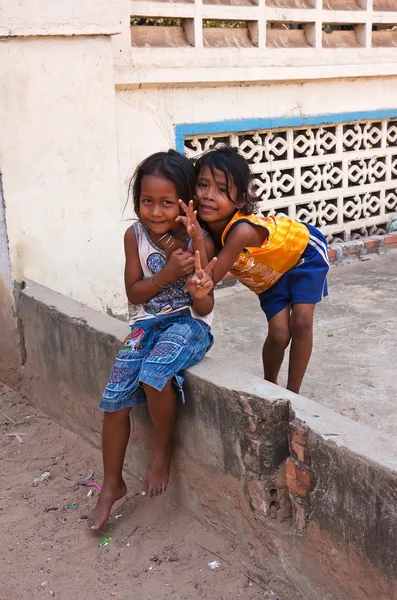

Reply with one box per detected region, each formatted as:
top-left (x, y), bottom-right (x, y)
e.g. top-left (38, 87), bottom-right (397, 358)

top-left (221, 213), bottom-right (310, 294)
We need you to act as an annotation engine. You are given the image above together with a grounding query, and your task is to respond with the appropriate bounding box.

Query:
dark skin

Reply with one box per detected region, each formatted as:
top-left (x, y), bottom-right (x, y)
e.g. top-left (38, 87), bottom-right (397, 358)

top-left (88, 175), bottom-right (216, 531)
top-left (178, 166), bottom-right (316, 395)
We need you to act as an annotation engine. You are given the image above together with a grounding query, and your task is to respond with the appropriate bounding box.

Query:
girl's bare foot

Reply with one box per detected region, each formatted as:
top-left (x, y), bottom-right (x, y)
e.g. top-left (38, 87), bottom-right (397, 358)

top-left (87, 479), bottom-right (127, 531)
top-left (141, 443), bottom-right (173, 498)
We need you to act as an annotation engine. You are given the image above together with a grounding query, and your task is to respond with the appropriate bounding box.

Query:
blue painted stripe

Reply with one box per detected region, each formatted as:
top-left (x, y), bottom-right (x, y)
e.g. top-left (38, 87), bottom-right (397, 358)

top-left (175, 109), bottom-right (397, 152)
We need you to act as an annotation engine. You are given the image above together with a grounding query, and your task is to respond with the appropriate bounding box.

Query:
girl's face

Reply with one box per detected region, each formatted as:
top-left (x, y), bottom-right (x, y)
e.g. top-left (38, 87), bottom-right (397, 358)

top-left (139, 175), bottom-right (181, 235)
top-left (196, 166), bottom-right (239, 225)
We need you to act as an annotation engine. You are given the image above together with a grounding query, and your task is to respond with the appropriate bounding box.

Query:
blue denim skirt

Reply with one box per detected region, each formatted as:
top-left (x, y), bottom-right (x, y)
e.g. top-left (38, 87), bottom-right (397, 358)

top-left (99, 309), bottom-right (213, 412)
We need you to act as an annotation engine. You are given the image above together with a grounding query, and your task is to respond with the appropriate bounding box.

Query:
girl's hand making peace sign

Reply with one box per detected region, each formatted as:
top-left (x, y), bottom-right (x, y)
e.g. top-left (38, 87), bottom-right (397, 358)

top-left (188, 251), bottom-right (217, 299)
top-left (176, 199), bottom-right (203, 241)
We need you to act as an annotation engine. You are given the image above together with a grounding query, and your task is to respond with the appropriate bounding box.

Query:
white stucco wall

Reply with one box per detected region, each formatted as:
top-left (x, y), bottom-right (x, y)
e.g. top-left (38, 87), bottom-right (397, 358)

top-left (0, 0), bottom-right (122, 36)
top-left (116, 76), bottom-right (397, 221)
top-left (0, 36), bottom-right (126, 316)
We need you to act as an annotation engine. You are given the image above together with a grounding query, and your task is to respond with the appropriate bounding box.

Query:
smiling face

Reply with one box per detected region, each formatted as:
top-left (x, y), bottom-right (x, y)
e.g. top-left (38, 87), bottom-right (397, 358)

top-left (196, 166), bottom-right (240, 228)
top-left (138, 174), bottom-right (181, 236)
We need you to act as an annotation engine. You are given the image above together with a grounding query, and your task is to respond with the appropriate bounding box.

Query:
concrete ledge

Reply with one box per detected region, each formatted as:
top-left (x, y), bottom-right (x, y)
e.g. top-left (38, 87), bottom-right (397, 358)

top-left (14, 280), bottom-right (397, 599)
top-left (0, 0), bottom-right (122, 37)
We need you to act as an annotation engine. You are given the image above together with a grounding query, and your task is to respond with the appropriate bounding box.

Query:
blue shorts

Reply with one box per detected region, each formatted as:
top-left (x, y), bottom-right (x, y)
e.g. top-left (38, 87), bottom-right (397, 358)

top-left (259, 223), bottom-right (329, 321)
top-left (99, 309), bottom-right (213, 412)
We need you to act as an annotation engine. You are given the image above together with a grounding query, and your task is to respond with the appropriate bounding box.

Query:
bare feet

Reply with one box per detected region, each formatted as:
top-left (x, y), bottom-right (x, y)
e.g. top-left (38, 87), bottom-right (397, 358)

top-left (141, 444), bottom-right (173, 498)
top-left (87, 479), bottom-right (127, 531)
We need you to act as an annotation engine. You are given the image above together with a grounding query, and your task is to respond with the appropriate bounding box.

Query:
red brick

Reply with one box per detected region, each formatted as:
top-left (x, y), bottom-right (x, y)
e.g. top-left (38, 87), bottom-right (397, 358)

top-left (286, 477), bottom-right (310, 501)
top-left (385, 234), bottom-right (397, 246)
top-left (285, 457), bottom-right (297, 479)
top-left (290, 440), bottom-right (307, 463)
top-left (289, 422), bottom-right (308, 446)
top-left (328, 249), bottom-right (336, 263)
top-left (364, 239), bottom-right (380, 250)
top-left (286, 458), bottom-right (313, 489)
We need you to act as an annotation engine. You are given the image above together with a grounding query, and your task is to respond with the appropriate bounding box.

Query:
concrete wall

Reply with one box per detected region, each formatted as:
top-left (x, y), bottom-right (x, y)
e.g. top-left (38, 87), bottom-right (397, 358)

top-left (0, 0), bottom-right (122, 36)
top-left (0, 175), bottom-right (21, 382)
top-left (17, 280), bottom-right (397, 600)
top-left (0, 35), bottom-right (126, 316)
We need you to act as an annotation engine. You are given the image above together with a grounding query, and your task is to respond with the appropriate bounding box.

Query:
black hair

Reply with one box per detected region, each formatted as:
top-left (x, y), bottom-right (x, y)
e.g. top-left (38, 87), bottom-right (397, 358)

top-left (194, 145), bottom-right (259, 216)
top-left (128, 150), bottom-right (196, 217)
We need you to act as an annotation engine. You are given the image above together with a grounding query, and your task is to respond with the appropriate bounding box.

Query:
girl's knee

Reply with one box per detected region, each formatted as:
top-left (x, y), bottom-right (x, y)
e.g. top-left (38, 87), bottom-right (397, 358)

top-left (267, 326), bottom-right (291, 349)
top-left (290, 313), bottom-right (313, 339)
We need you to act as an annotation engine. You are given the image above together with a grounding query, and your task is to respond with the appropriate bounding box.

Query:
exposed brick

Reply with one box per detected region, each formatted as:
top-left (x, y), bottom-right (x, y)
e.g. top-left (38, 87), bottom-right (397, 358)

top-left (285, 457), bottom-right (297, 479)
top-left (385, 234), bottom-right (397, 246)
top-left (364, 239), bottom-right (380, 250)
top-left (286, 477), bottom-right (310, 501)
top-left (290, 440), bottom-right (308, 464)
top-left (286, 458), bottom-right (313, 489)
top-left (328, 248), bottom-right (336, 263)
top-left (289, 422), bottom-right (308, 446)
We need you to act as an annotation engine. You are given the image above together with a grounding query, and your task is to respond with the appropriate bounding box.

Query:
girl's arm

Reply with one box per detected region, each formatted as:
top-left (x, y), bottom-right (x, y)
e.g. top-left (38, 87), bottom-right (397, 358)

top-left (189, 234), bottom-right (216, 316)
top-left (211, 222), bottom-right (267, 285)
top-left (124, 226), bottom-right (195, 305)
top-left (189, 250), bottom-right (217, 316)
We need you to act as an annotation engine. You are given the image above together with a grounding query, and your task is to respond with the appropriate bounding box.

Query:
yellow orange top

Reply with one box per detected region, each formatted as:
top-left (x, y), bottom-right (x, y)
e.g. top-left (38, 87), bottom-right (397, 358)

top-left (221, 212), bottom-right (310, 294)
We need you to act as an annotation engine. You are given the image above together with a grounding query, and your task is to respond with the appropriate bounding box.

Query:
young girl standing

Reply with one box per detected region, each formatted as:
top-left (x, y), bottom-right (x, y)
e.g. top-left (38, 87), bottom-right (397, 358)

top-left (88, 150), bottom-right (215, 531)
top-left (179, 146), bottom-right (329, 395)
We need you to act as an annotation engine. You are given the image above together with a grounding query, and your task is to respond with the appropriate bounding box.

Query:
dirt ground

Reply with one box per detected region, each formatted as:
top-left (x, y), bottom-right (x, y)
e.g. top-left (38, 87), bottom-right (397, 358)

top-left (0, 382), bottom-right (303, 600)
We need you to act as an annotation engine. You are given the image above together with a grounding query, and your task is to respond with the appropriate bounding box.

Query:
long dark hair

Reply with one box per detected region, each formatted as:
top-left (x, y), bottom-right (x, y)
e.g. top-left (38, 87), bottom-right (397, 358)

top-left (128, 150), bottom-right (196, 217)
top-left (194, 145), bottom-right (259, 215)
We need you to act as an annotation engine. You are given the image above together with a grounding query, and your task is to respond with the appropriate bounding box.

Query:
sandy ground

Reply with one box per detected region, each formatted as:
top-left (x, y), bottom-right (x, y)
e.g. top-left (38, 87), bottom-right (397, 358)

top-left (0, 382), bottom-right (303, 600)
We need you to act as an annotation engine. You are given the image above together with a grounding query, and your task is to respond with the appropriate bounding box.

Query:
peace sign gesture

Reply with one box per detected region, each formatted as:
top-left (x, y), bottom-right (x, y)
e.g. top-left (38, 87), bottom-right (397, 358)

top-left (176, 199), bottom-right (203, 240)
top-left (187, 251), bottom-right (217, 299)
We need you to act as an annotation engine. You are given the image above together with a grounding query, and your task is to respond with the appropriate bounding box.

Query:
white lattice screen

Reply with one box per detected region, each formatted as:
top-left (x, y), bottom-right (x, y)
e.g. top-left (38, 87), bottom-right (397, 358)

top-left (184, 118), bottom-right (397, 242)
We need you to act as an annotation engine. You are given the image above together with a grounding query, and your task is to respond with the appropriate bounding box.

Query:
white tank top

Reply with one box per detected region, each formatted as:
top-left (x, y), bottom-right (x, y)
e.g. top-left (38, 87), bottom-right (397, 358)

top-left (128, 222), bottom-right (213, 328)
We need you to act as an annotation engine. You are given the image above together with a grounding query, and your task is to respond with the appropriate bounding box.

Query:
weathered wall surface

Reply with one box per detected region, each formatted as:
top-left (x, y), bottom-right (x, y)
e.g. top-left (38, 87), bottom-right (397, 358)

top-left (17, 280), bottom-right (397, 600)
top-left (0, 36), bottom-right (125, 316)
top-left (0, 0), bottom-right (122, 36)
top-left (0, 176), bottom-right (21, 382)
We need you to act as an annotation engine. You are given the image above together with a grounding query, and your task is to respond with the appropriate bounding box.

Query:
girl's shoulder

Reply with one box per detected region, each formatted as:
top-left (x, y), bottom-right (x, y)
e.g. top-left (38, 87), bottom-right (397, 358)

top-left (222, 211), bottom-right (273, 245)
top-left (125, 221), bottom-right (144, 243)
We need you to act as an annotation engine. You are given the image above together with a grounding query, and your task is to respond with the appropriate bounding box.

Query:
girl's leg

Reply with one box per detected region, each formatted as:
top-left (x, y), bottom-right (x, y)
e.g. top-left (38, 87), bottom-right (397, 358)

top-left (287, 303), bottom-right (316, 394)
top-left (88, 407), bottom-right (131, 530)
top-left (262, 306), bottom-right (291, 385)
top-left (141, 380), bottom-right (178, 498)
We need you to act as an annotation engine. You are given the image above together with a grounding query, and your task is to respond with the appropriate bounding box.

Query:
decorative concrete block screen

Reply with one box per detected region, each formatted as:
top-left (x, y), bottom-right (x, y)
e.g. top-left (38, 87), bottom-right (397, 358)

top-left (182, 115), bottom-right (397, 242)
top-left (130, 0), bottom-right (397, 51)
